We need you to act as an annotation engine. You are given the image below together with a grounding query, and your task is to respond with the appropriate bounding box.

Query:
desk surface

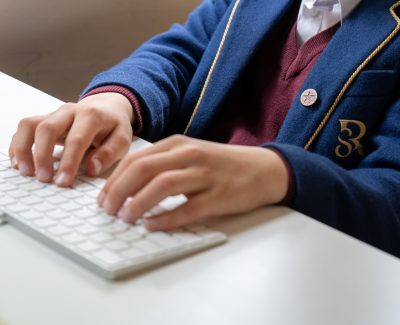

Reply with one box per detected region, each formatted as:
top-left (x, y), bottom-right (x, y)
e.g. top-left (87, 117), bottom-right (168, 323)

top-left (0, 72), bottom-right (400, 325)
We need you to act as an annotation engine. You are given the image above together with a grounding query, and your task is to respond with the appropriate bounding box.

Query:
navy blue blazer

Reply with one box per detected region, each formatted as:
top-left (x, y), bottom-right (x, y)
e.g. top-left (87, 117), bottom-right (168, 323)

top-left (84, 0), bottom-right (400, 257)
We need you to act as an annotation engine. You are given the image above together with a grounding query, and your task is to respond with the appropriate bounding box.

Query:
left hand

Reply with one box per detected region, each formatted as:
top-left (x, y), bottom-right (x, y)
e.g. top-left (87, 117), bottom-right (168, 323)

top-left (98, 135), bottom-right (289, 231)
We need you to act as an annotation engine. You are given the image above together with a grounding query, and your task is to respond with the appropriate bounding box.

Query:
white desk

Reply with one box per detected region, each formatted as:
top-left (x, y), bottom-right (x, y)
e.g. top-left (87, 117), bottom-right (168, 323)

top-left (0, 72), bottom-right (399, 325)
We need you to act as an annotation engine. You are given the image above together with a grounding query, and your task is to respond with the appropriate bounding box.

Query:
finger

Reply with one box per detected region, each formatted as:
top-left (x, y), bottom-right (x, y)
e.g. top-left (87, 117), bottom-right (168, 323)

top-left (143, 192), bottom-right (211, 231)
top-left (10, 116), bottom-right (44, 176)
top-left (34, 108), bottom-right (75, 182)
top-left (55, 112), bottom-right (105, 187)
top-left (100, 149), bottom-right (196, 214)
top-left (85, 125), bottom-right (132, 178)
top-left (102, 134), bottom-right (189, 189)
top-left (9, 134), bottom-right (18, 168)
top-left (117, 168), bottom-right (212, 223)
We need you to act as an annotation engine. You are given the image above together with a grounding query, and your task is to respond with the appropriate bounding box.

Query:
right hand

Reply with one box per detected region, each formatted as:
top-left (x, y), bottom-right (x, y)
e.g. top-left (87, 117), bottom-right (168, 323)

top-left (9, 92), bottom-right (134, 187)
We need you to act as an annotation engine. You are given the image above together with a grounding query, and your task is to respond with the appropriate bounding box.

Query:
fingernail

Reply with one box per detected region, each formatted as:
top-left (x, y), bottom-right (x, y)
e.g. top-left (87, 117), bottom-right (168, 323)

top-left (36, 168), bottom-right (52, 182)
top-left (97, 191), bottom-right (106, 206)
top-left (19, 161), bottom-right (31, 176)
top-left (103, 198), bottom-right (114, 215)
top-left (144, 218), bottom-right (160, 231)
top-left (117, 206), bottom-right (134, 222)
top-left (11, 157), bottom-right (18, 169)
top-left (55, 172), bottom-right (71, 187)
top-left (93, 159), bottom-right (102, 176)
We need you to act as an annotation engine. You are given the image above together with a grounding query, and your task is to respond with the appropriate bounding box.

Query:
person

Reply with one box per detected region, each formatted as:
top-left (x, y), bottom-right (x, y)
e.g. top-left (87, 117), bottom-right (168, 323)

top-left (8, 0), bottom-right (400, 257)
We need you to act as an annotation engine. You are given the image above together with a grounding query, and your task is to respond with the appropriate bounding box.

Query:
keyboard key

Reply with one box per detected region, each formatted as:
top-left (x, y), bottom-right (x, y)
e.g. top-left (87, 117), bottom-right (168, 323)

top-left (76, 224), bottom-right (98, 235)
top-left (35, 202), bottom-right (57, 212)
top-left (34, 218), bottom-right (57, 228)
top-left (88, 215), bottom-right (114, 226)
top-left (61, 190), bottom-right (82, 199)
top-left (35, 188), bottom-right (56, 198)
top-left (8, 189), bottom-right (30, 199)
top-left (147, 232), bottom-right (184, 252)
top-left (116, 230), bottom-right (142, 242)
top-left (93, 250), bottom-right (123, 267)
top-left (121, 247), bottom-right (146, 262)
top-left (84, 189), bottom-right (100, 199)
top-left (74, 182), bottom-right (95, 192)
top-left (0, 183), bottom-right (17, 192)
top-left (62, 217), bottom-right (85, 227)
top-left (1, 169), bottom-right (19, 179)
top-left (73, 208), bottom-right (96, 219)
top-left (48, 225), bottom-right (72, 236)
top-left (170, 231), bottom-right (204, 247)
top-left (20, 182), bottom-right (44, 192)
top-left (20, 210), bottom-right (43, 221)
top-left (105, 240), bottom-right (129, 252)
top-left (20, 196), bottom-right (43, 205)
top-left (74, 196), bottom-right (94, 206)
top-left (103, 223), bottom-right (128, 235)
top-left (63, 232), bottom-right (86, 244)
top-left (8, 176), bottom-right (33, 185)
top-left (78, 241), bottom-right (102, 253)
top-left (48, 185), bottom-right (70, 193)
top-left (7, 203), bottom-right (30, 213)
top-left (133, 240), bottom-right (165, 256)
top-left (131, 224), bottom-right (150, 236)
top-left (48, 209), bottom-right (70, 220)
top-left (192, 227), bottom-right (226, 241)
top-left (91, 232), bottom-right (113, 243)
top-left (0, 196), bottom-right (17, 206)
top-left (46, 195), bottom-right (68, 205)
top-left (79, 176), bottom-right (106, 189)
top-left (60, 202), bottom-right (81, 212)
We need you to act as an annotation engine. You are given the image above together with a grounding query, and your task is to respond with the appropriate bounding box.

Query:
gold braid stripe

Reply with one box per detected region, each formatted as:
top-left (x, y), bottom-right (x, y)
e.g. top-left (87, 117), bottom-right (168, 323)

top-left (304, 1), bottom-right (400, 150)
top-left (184, 0), bottom-right (242, 135)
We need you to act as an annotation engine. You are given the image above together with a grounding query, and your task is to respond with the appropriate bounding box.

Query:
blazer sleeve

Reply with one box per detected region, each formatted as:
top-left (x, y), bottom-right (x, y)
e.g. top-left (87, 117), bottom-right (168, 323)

top-left (265, 98), bottom-right (400, 257)
top-left (82, 0), bottom-right (233, 141)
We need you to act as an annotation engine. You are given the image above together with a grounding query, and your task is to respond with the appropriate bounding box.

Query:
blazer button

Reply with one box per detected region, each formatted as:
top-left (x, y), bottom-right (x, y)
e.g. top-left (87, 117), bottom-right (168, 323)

top-left (300, 89), bottom-right (318, 107)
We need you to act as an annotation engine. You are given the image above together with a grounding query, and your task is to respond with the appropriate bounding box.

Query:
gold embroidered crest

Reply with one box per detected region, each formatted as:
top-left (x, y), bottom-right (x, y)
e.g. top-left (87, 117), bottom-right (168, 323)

top-left (335, 120), bottom-right (367, 158)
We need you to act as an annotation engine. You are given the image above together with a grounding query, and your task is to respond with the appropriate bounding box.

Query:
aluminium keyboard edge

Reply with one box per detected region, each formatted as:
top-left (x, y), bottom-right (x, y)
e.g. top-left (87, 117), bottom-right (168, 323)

top-left (4, 209), bottom-right (227, 280)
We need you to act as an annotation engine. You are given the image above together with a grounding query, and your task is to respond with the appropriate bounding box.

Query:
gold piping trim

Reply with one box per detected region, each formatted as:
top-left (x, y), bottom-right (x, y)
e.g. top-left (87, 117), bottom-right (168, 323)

top-left (304, 1), bottom-right (400, 150)
top-left (183, 0), bottom-right (242, 135)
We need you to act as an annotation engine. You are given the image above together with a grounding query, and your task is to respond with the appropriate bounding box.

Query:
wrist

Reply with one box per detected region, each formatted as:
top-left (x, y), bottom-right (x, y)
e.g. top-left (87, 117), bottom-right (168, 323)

top-left (79, 92), bottom-right (134, 122)
top-left (80, 85), bottom-right (143, 134)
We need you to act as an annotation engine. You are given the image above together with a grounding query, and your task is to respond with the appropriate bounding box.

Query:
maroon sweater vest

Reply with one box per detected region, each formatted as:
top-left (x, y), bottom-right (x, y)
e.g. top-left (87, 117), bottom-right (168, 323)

top-left (205, 21), bottom-right (338, 145)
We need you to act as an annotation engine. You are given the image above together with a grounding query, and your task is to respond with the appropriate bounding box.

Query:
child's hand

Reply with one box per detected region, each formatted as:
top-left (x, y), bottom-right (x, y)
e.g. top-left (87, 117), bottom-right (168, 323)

top-left (9, 93), bottom-right (134, 187)
top-left (98, 135), bottom-right (289, 230)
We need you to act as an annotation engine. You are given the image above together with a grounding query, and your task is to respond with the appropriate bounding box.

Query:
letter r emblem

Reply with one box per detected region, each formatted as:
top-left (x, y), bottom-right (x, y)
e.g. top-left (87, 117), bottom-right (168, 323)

top-left (335, 120), bottom-right (367, 158)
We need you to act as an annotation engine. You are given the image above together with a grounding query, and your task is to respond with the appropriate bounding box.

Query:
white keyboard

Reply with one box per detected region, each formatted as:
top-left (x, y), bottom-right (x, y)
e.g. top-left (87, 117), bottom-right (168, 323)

top-left (0, 154), bottom-right (226, 279)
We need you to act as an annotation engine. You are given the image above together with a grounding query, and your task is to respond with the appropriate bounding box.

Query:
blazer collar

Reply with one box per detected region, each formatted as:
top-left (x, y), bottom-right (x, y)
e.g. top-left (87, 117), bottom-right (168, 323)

top-left (185, 0), bottom-right (296, 137)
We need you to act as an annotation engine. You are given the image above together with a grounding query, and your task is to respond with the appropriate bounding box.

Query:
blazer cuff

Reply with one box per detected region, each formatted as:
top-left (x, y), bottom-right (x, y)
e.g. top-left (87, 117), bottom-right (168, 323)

top-left (265, 146), bottom-right (296, 207)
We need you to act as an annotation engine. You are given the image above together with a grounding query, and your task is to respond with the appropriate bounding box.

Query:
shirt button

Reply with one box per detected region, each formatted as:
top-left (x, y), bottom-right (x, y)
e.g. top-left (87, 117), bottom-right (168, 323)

top-left (300, 89), bottom-right (318, 107)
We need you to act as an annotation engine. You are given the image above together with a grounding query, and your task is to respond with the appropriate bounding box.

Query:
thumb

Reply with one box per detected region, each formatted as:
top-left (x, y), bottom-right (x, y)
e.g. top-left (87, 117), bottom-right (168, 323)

top-left (85, 127), bottom-right (131, 177)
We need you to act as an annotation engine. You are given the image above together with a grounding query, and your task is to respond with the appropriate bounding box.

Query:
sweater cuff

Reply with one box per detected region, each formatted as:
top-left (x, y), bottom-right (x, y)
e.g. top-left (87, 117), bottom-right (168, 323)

top-left (266, 146), bottom-right (296, 207)
top-left (80, 85), bottom-right (144, 135)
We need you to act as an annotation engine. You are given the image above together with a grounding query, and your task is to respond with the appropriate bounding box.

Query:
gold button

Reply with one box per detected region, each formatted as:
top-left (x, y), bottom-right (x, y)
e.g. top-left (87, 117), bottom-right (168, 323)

top-left (301, 89), bottom-right (318, 107)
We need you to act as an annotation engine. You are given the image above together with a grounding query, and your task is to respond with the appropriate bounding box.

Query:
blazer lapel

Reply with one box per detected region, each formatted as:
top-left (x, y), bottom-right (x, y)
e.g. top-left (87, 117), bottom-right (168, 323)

top-left (276, 0), bottom-right (400, 147)
top-left (184, 0), bottom-right (295, 137)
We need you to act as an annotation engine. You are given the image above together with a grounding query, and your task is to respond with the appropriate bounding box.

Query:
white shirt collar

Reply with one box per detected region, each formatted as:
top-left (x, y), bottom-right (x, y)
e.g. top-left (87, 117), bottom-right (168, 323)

top-left (302, 0), bottom-right (362, 21)
top-left (297, 0), bottom-right (362, 45)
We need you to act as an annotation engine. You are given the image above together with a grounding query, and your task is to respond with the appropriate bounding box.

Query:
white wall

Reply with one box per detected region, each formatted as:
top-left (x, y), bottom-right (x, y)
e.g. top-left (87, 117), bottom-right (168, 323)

top-left (0, 0), bottom-right (201, 101)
